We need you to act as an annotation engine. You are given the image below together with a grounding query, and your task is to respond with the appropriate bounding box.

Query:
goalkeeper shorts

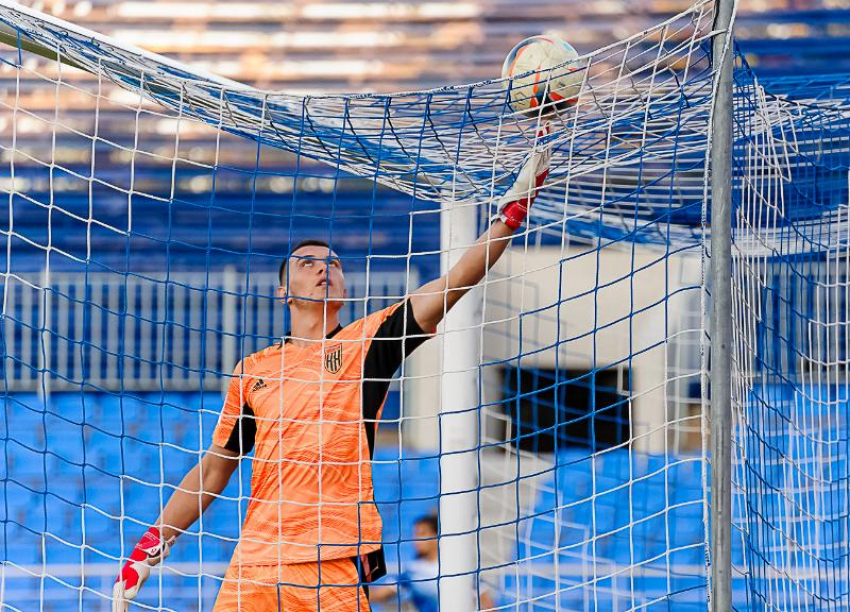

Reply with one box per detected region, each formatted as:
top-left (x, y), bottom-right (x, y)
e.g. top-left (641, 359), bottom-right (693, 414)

top-left (212, 557), bottom-right (372, 612)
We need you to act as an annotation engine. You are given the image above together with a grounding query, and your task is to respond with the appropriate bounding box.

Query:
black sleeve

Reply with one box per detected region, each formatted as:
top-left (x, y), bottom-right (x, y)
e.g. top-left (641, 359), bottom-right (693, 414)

top-left (222, 403), bottom-right (257, 455)
top-left (361, 301), bottom-right (429, 441)
top-left (365, 300), bottom-right (429, 382)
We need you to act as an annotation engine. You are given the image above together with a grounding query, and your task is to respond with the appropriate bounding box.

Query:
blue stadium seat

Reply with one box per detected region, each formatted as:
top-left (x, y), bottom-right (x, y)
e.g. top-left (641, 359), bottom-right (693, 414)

top-left (96, 394), bottom-right (153, 434)
top-left (501, 569), bottom-right (591, 611)
top-left (5, 477), bottom-right (46, 519)
top-left (45, 478), bottom-right (85, 510)
top-left (48, 392), bottom-right (87, 422)
top-left (121, 483), bottom-right (169, 522)
top-left (509, 446), bottom-right (711, 602)
top-left (168, 423), bottom-right (203, 450)
top-left (45, 426), bottom-right (86, 466)
top-left (43, 409), bottom-right (81, 431)
top-left (82, 469), bottom-right (121, 513)
top-left (7, 412), bottom-right (45, 450)
top-left (4, 391), bottom-right (718, 605)
top-left (8, 441), bottom-right (49, 477)
top-left (0, 575), bottom-right (43, 612)
top-left (44, 536), bottom-right (84, 566)
top-left (46, 454), bottom-right (86, 478)
top-left (82, 506), bottom-right (119, 546)
top-left (4, 523), bottom-right (45, 565)
top-left (84, 539), bottom-right (119, 564)
top-left (6, 394), bottom-right (44, 425)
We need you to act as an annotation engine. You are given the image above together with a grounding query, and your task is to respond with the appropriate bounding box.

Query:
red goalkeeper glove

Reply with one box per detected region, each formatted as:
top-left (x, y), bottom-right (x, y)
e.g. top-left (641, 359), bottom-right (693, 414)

top-left (112, 526), bottom-right (174, 612)
top-left (495, 124), bottom-right (553, 230)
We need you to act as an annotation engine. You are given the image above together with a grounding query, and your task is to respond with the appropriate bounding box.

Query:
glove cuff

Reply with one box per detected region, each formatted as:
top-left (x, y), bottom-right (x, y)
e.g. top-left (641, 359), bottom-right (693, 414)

top-left (129, 527), bottom-right (172, 564)
top-left (497, 169), bottom-right (550, 230)
top-left (499, 202), bottom-right (528, 230)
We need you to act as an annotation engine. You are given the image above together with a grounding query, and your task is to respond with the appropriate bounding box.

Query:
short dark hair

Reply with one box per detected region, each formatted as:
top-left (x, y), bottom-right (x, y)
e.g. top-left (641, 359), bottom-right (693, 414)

top-left (278, 239), bottom-right (333, 285)
top-left (414, 514), bottom-right (439, 535)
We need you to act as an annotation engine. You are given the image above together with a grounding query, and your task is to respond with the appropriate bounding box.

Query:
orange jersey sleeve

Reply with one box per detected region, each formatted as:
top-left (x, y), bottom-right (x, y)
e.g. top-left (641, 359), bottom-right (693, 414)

top-left (212, 358), bottom-right (258, 455)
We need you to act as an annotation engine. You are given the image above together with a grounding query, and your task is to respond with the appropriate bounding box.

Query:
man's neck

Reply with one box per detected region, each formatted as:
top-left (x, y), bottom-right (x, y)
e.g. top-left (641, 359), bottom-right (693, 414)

top-left (287, 308), bottom-right (341, 347)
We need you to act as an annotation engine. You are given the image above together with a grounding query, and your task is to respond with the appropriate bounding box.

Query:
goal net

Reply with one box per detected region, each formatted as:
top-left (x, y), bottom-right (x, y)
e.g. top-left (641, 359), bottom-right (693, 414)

top-left (731, 66), bottom-right (850, 608)
top-left (0, 0), bottom-right (763, 609)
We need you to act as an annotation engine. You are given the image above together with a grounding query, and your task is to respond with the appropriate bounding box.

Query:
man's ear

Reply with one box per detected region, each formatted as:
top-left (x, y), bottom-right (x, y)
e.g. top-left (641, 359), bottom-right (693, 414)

top-left (276, 285), bottom-right (290, 305)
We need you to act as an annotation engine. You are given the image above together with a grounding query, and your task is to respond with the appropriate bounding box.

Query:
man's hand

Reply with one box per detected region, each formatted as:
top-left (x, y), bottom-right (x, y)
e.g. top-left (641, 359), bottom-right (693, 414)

top-left (409, 123), bottom-right (555, 332)
top-left (495, 124), bottom-right (552, 230)
top-left (112, 526), bottom-right (174, 611)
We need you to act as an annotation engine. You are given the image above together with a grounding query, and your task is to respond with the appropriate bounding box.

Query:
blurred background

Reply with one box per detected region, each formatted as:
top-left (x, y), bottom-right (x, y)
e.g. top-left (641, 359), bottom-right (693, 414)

top-left (0, 0), bottom-right (843, 610)
top-left (22, 0), bottom-right (850, 92)
top-left (4, 0), bottom-right (847, 276)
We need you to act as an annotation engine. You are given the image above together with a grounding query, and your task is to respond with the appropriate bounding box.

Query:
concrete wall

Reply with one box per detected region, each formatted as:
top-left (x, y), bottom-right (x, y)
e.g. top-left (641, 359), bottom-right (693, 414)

top-left (402, 244), bottom-right (702, 453)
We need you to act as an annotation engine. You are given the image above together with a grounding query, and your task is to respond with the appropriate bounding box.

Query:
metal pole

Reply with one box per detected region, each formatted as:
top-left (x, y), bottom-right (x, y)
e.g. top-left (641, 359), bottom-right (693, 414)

top-left (710, 0), bottom-right (735, 607)
top-left (438, 198), bottom-right (481, 612)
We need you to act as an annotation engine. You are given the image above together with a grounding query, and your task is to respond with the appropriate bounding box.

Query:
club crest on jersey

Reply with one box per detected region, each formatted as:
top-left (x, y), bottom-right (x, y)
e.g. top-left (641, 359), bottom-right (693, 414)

top-left (324, 343), bottom-right (343, 374)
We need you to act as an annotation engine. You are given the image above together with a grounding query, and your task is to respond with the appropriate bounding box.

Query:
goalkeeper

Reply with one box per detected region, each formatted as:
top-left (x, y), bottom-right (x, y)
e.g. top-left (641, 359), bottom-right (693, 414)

top-left (112, 131), bottom-right (551, 612)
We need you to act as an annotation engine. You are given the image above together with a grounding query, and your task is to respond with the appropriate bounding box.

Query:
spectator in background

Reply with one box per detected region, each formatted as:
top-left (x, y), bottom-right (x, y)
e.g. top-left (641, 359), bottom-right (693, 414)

top-left (371, 515), bottom-right (494, 611)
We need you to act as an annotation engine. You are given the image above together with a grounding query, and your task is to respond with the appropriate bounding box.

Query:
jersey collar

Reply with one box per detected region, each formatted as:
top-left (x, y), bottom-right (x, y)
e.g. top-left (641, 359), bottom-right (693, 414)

top-left (283, 324), bottom-right (343, 344)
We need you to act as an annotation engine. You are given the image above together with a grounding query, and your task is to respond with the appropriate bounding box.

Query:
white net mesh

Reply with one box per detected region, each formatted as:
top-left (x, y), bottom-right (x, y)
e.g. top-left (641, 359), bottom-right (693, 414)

top-left (731, 66), bottom-right (850, 610)
top-left (0, 1), bottom-right (737, 610)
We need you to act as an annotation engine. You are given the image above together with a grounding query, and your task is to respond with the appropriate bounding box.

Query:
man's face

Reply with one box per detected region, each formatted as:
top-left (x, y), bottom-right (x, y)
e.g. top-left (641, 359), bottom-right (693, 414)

top-left (413, 521), bottom-right (438, 558)
top-left (279, 245), bottom-right (346, 306)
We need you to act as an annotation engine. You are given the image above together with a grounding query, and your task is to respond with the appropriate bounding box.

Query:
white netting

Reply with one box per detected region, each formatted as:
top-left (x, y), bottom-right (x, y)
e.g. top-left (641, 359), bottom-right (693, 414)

top-left (0, 1), bottom-right (733, 610)
top-left (731, 65), bottom-right (850, 610)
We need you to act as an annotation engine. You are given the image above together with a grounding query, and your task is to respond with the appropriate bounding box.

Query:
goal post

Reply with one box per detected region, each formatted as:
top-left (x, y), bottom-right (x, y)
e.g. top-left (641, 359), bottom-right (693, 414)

top-left (6, 0), bottom-right (847, 610)
top-left (708, 0), bottom-right (736, 607)
top-left (437, 196), bottom-right (482, 611)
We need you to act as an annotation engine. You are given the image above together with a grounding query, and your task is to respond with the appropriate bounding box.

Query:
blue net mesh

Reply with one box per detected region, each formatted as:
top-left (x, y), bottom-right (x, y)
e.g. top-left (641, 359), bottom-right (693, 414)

top-left (0, 2), bottom-right (717, 610)
top-left (731, 56), bottom-right (850, 610)
top-left (4, 0), bottom-right (846, 610)
top-left (0, 0), bottom-right (717, 246)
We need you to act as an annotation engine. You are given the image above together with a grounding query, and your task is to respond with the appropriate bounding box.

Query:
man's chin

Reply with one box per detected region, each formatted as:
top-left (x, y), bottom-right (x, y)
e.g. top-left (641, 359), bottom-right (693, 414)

top-left (294, 293), bottom-right (344, 307)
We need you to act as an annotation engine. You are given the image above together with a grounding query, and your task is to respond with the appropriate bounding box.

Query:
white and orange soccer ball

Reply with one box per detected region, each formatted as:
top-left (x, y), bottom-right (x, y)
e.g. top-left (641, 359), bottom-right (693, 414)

top-left (502, 36), bottom-right (582, 115)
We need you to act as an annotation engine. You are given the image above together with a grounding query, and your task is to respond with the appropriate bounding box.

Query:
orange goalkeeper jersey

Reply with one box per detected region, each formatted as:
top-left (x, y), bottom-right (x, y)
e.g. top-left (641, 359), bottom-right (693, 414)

top-left (212, 300), bottom-right (427, 565)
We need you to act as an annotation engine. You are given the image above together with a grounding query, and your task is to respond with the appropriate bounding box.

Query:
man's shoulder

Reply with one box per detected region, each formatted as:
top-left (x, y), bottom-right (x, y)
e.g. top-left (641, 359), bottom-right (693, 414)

top-left (339, 301), bottom-right (409, 338)
top-left (238, 343), bottom-right (283, 371)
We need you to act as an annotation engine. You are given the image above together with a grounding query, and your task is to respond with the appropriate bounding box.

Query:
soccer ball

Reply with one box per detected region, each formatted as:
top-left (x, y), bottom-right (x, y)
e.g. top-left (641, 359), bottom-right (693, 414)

top-left (502, 36), bottom-right (582, 115)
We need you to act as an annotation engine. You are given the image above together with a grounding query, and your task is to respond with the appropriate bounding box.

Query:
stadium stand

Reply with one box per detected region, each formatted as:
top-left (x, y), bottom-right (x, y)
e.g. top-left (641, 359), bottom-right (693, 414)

top-left (3, 1), bottom-right (848, 610)
top-left (4, 390), bottom-right (717, 609)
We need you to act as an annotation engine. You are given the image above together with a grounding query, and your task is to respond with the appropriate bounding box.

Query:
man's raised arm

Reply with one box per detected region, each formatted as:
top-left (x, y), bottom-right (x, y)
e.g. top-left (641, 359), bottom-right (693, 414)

top-left (410, 128), bottom-right (552, 333)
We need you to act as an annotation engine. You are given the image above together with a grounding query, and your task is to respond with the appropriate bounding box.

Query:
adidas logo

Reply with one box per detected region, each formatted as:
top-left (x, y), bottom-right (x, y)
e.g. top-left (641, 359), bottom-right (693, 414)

top-left (251, 378), bottom-right (267, 393)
